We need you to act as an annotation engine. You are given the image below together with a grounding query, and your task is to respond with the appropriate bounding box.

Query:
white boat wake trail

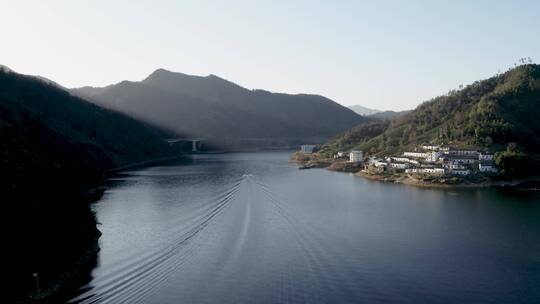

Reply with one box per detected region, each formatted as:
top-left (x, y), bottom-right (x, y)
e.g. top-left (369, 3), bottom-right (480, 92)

top-left (71, 173), bottom-right (365, 304)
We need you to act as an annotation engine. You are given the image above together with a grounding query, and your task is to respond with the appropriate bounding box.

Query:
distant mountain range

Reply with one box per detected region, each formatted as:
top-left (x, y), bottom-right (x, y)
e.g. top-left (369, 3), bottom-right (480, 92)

top-left (348, 104), bottom-right (410, 119)
top-left (348, 104), bottom-right (380, 116)
top-left (321, 64), bottom-right (540, 177)
top-left (71, 69), bottom-right (366, 149)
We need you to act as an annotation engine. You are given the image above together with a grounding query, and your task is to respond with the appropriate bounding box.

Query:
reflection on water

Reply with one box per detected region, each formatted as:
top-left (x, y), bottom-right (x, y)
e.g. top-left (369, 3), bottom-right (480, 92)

top-left (70, 152), bottom-right (540, 303)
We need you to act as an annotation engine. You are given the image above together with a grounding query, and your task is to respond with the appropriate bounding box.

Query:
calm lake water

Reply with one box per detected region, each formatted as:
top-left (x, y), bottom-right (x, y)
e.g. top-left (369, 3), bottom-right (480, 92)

top-left (71, 151), bottom-right (540, 303)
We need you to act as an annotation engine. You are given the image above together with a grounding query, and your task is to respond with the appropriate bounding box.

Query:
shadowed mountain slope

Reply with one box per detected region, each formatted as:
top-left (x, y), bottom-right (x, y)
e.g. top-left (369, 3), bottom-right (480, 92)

top-left (1, 67), bottom-right (175, 302)
top-left (72, 69), bottom-right (366, 149)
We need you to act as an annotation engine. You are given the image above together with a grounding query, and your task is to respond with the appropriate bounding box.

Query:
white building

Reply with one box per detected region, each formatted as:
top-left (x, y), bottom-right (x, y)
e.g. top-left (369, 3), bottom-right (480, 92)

top-left (300, 145), bottom-right (316, 153)
top-left (479, 161), bottom-right (498, 173)
top-left (389, 162), bottom-right (410, 169)
top-left (447, 149), bottom-right (479, 157)
top-left (368, 156), bottom-right (379, 165)
top-left (406, 168), bottom-right (445, 176)
top-left (424, 168), bottom-right (446, 175)
top-left (450, 169), bottom-right (471, 176)
top-left (443, 161), bottom-right (467, 170)
top-left (349, 150), bottom-right (363, 163)
top-left (337, 151), bottom-right (345, 157)
top-left (479, 152), bottom-right (494, 161)
top-left (374, 161), bottom-right (388, 168)
top-left (426, 151), bottom-right (442, 162)
top-left (421, 145), bottom-right (441, 151)
top-left (386, 156), bottom-right (419, 165)
top-left (404, 152), bottom-right (429, 159)
top-left (442, 155), bottom-right (478, 164)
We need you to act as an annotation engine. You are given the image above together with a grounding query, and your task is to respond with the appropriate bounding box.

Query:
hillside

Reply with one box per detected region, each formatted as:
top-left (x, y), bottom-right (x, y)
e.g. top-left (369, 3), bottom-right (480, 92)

top-left (71, 69), bottom-right (366, 149)
top-left (0, 68), bottom-right (175, 302)
top-left (319, 64), bottom-right (540, 176)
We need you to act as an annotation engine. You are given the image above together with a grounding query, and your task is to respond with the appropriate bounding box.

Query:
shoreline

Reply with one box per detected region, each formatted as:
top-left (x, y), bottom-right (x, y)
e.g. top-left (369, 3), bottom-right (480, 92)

top-left (356, 171), bottom-right (493, 189)
top-left (290, 153), bottom-right (539, 190)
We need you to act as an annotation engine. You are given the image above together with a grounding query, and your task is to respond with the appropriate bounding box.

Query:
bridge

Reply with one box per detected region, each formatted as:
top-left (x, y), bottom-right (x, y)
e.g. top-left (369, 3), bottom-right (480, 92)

top-left (167, 138), bottom-right (204, 152)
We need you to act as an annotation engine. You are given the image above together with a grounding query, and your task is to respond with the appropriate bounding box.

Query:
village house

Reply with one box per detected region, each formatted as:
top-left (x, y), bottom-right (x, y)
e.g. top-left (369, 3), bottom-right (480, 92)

top-left (443, 161), bottom-right (468, 170)
top-left (421, 144), bottom-right (441, 151)
top-left (478, 152), bottom-right (494, 161)
top-left (334, 151), bottom-right (347, 159)
top-left (479, 161), bottom-right (498, 173)
top-left (386, 156), bottom-right (420, 165)
top-left (374, 160), bottom-right (388, 168)
top-left (300, 145), bottom-right (316, 153)
top-left (405, 167), bottom-right (446, 176)
top-left (389, 162), bottom-right (410, 169)
top-left (349, 150), bottom-right (363, 163)
top-left (441, 155), bottom-right (478, 164)
top-left (445, 149), bottom-right (479, 157)
top-left (449, 169), bottom-right (471, 176)
top-left (364, 144), bottom-right (499, 178)
top-left (403, 151), bottom-right (429, 159)
top-left (426, 151), bottom-right (442, 162)
top-left (366, 157), bottom-right (387, 172)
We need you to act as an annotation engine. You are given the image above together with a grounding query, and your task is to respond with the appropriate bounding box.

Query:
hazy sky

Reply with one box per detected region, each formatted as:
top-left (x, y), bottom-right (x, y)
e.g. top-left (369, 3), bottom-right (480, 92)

top-left (1, 0), bottom-right (539, 110)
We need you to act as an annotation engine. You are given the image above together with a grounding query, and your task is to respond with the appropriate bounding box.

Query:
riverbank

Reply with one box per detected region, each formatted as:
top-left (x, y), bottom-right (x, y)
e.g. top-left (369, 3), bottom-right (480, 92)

top-left (8, 184), bottom-right (104, 304)
top-left (291, 152), bottom-right (540, 190)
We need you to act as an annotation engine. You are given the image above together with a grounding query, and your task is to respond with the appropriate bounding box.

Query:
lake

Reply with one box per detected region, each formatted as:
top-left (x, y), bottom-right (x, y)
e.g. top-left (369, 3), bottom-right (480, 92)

top-left (70, 151), bottom-right (540, 303)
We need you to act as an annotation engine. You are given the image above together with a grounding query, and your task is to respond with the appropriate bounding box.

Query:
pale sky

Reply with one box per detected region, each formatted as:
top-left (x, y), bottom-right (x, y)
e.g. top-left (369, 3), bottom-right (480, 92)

top-left (1, 0), bottom-right (539, 111)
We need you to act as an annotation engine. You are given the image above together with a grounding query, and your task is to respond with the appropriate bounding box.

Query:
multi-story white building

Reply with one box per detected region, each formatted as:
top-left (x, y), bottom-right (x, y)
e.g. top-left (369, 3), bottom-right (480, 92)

top-left (349, 150), bottom-right (363, 163)
top-left (300, 145), bottom-right (316, 153)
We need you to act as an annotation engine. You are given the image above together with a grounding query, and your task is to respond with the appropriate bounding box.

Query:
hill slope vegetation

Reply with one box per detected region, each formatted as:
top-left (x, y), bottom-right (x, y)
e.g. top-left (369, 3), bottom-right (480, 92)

top-left (320, 64), bottom-right (540, 177)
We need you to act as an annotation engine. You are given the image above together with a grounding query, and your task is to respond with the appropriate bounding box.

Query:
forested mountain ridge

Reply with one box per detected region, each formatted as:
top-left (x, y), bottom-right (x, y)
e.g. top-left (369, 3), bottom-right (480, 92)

top-left (1, 68), bottom-right (175, 193)
top-left (1, 67), bottom-right (175, 302)
top-left (71, 69), bottom-right (366, 149)
top-left (320, 64), bottom-right (540, 176)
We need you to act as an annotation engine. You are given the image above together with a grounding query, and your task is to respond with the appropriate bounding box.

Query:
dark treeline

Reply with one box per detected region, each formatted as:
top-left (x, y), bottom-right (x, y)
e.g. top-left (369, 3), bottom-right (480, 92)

top-left (0, 69), bottom-right (177, 302)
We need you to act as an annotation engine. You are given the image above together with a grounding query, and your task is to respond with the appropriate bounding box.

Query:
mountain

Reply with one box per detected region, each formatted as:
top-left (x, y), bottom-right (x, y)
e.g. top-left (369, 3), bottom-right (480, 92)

top-left (1, 69), bottom-right (175, 191)
top-left (71, 69), bottom-right (366, 149)
top-left (320, 64), bottom-right (540, 177)
top-left (348, 104), bottom-right (380, 116)
top-left (348, 103), bottom-right (411, 119)
top-left (1, 67), bottom-right (175, 302)
top-left (369, 110), bottom-right (411, 119)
